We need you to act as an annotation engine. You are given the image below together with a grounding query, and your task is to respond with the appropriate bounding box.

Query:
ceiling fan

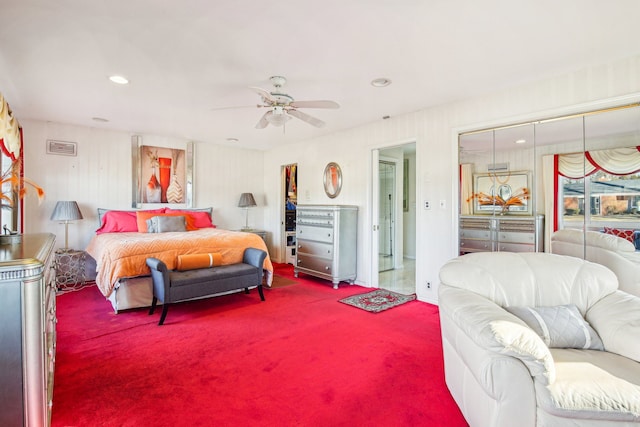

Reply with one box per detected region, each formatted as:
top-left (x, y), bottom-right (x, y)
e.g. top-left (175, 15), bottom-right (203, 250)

top-left (247, 76), bottom-right (339, 129)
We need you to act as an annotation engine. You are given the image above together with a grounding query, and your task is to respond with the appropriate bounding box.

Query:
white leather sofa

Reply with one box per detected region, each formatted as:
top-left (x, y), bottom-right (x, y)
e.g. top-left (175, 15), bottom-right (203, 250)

top-left (551, 228), bottom-right (640, 297)
top-left (438, 252), bottom-right (640, 427)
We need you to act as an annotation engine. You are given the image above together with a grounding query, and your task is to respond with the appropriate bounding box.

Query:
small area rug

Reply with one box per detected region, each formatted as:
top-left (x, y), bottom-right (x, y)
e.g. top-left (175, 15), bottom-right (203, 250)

top-left (339, 288), bottom-right (416, 313)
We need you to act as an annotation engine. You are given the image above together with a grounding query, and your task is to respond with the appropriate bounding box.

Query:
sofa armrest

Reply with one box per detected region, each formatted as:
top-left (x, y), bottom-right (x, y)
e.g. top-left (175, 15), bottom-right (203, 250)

top-left (439, 285), bottom-right (556, 385)
top-left (587, 290), bottom-right (640, 362)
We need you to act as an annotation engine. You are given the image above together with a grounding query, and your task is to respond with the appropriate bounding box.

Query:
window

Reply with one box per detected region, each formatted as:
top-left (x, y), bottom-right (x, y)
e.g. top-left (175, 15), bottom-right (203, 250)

top-left (559, 149), bottom-right (640, 230)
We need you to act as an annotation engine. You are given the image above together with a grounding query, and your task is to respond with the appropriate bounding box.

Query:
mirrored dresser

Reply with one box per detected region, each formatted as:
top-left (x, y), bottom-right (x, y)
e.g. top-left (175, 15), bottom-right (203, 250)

top-left (294, 205), bottom-right (358, 289)
top-left (0, 233), bottom-right (56, 427)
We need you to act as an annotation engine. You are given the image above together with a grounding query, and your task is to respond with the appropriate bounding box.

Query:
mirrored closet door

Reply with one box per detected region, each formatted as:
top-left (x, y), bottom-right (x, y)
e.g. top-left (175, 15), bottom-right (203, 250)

top-left (459, 103), bottom-right (640, 257)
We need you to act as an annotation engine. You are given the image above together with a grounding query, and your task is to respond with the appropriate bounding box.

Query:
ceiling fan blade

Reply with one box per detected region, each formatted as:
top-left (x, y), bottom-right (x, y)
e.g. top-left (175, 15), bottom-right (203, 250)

top-left (248, 86), bottom-right (276, 105)
top-left (289, 100), bottom-right (339, 109)
top-left (287, 109), bottom-right (326, 128)
top-left (255, 111), bottom-right (271, 129)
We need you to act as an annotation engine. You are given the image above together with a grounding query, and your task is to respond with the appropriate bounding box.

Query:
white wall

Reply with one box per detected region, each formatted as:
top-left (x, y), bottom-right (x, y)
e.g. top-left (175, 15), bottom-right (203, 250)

top-left (263, 54), bottom-right (640, 304)
top-left (19, 54), bottom-right (640, 304)
top-left (21, 120), bottom-right (265, 252)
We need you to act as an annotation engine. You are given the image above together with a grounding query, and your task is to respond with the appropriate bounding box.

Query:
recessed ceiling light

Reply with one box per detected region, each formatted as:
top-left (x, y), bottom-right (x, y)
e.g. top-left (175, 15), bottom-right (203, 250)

top-left (92, 117), bottom-right (109, 122)
top-left (109, 75), bottom-right (129, 85)
top-left (371, 77), bottom-right (392, 88)
top-left (514, 139), bottom-right (526, 144)
top-left (226, 137), bottom-right (239, 143)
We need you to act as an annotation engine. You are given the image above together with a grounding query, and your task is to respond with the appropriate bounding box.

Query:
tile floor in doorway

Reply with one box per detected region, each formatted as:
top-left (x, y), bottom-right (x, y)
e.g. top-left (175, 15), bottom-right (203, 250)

top-left (378, 257), bottom-right (416, 295)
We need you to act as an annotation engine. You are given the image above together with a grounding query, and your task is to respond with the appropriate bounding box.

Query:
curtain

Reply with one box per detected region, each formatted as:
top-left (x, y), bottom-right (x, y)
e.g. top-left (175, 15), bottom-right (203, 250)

top-left (542, 155), bottom-right (557, 247)
top-left (558, 147), bottom-right (640, 178)
top-left (460, 163), bottom-right (474, 215)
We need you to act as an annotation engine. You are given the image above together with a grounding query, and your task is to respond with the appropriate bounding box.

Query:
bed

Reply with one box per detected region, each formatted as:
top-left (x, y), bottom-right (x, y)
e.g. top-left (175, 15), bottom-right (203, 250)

top-left (85, 208), bottom-right (273, 312)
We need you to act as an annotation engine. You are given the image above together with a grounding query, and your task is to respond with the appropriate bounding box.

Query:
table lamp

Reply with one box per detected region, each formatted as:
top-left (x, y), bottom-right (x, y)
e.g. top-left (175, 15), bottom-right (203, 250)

top-left (50, 201), bottom-right (83, 250)
top-left (238, 193), bottom-right (257, 231)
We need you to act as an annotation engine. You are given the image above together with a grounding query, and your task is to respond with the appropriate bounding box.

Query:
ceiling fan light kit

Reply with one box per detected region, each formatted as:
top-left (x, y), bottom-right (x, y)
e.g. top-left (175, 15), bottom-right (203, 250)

top-left (245, 76), bottom-right (340, 130)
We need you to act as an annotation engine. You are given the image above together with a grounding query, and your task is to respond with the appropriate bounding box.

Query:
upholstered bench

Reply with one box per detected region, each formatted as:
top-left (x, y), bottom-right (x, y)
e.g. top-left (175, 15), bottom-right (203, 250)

top-left (145, 248), bottom-right (267, 325)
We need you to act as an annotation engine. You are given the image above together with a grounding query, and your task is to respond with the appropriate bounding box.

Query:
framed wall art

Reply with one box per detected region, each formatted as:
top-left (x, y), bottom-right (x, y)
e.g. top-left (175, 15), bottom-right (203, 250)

top-left (132, 136), bottom-right (193, 207)
top-left (472, 171), bottom-right (531, 215)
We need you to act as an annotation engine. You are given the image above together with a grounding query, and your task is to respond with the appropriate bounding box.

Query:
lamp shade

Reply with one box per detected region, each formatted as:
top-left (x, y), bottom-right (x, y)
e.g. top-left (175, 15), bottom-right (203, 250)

top-left (50, 201), bottom-right (83, 221)
top-left (238, 193), bottom-right (257, 208)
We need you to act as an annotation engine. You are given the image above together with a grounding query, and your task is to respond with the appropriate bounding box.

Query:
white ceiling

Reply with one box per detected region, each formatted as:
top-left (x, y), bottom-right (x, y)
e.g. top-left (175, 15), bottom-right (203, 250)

top-left (2, 0), bottom-right (640, 151)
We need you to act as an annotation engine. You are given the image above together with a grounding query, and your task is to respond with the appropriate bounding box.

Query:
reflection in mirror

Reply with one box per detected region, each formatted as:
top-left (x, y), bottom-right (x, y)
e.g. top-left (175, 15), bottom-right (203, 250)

top-left (562, 106), bottom-right (640, 236)
top-left (459, 103), bottom-right (640, 259)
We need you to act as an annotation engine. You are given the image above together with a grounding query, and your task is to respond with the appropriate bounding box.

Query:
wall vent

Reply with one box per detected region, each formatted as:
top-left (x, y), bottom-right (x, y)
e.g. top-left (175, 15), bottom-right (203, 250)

top-left (46, 140), bottom-right (77, 156)
top-left (487, 162), bottom-right (509, 172)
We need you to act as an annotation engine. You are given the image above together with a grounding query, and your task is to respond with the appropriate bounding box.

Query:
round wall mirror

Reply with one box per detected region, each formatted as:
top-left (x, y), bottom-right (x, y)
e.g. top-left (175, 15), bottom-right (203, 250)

top-left (323, 162), bottom-right (342, 198)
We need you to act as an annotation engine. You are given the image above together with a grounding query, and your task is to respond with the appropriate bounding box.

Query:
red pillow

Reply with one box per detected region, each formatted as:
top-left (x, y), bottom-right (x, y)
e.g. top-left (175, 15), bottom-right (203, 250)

top-left (96, 209), bottom-right (166, 234)
top-left (603, 227), bottom-right (635, 244)
top-left (165, 209), bottom-right (216, 229)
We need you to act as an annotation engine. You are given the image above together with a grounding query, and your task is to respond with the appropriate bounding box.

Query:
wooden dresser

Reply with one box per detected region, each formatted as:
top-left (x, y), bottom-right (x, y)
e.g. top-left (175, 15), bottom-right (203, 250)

top-left (294, 205), bottom-right (358, 289)
top-left (0, 233), bottom-right (56, 427)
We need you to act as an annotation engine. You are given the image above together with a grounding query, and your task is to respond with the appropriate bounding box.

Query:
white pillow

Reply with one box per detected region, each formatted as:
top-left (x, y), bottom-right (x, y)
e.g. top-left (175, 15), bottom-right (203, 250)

top-left (505, 304), bottom-right (604, 350)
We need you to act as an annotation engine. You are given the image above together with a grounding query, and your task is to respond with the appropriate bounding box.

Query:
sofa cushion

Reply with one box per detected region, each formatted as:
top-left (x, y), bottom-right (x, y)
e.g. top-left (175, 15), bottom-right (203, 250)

top-left (505, 304), bottom-right (603, 350)
top-left (552, 228), bottom-right (636, 253)
top-left (537, 348), bottom-right (640, 422)
top-left (169, 263), bottom-right (259, 287)
top-left (438, 252), bottom-right (618, 311)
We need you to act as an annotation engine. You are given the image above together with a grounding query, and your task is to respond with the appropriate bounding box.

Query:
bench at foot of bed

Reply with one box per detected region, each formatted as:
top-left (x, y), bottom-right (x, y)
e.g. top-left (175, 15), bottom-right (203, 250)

top-left (145, 248), bottom-right (267, 325)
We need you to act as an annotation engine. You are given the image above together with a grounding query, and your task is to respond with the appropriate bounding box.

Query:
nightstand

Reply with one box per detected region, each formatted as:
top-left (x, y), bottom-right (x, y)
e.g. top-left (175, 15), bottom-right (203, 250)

top-left (235, 229), bottom-right (267, 242)
top-left (55, 249), bottom-right (86, 291)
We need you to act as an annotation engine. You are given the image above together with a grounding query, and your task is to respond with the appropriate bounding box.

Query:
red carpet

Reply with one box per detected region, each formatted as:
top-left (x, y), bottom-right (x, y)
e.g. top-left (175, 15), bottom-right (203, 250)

top-left (52, 264), bottom-right (468, 427)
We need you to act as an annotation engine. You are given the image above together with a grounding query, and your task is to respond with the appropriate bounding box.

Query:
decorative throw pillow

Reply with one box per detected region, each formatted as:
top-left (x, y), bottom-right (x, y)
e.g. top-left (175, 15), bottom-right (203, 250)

top-left (505, 304), bottom-right (604, 350)
top-left (136, 212), bottom-right (196, 232)
top-left (603, 227), bottom-right (635, 244)
top-left (175, 253), bottom-right (223, 271)
top-left (164, 209), bottom-right (216, 228)
top-left (146, 215), bottom-right (187, 233)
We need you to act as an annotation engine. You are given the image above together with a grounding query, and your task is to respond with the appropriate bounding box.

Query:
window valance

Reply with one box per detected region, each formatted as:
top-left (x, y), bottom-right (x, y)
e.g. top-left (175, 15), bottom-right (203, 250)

top-left (557, 146), bottom-right (640, 179)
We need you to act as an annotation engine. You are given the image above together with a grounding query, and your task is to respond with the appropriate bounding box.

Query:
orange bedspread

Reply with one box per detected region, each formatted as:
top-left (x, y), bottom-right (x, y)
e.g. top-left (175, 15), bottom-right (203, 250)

top-left (86, 228), bottom-right (273, 297)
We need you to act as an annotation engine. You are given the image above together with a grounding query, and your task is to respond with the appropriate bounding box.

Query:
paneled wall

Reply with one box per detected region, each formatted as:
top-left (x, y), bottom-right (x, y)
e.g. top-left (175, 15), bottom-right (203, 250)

top-left (263, 54), bottom-right (640, 304)
top-left (18, 54), bottom-right (640, 304)
top-left (21, 120), bottom-right (265, 252)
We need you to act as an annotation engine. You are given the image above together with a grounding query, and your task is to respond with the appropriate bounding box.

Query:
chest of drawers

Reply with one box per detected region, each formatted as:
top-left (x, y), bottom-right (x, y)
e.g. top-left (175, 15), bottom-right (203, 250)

top-left (459, 215), bottom-right (544, 254)
top-left (294, 205), bottom-right (358, 289)
top-left (0, 233), bottom-right (56, 427)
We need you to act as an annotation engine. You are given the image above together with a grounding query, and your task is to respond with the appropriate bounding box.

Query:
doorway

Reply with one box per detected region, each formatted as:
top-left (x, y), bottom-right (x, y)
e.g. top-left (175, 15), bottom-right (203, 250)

top-left (372, 143), bottom-right (416, 295)
top-left (281, 163), bottom-right (297, 264)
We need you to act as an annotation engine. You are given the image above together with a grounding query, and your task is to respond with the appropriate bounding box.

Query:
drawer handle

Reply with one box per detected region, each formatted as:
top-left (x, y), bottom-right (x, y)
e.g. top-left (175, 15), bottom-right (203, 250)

top-left (325, 266), bottom-right (330, 270)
